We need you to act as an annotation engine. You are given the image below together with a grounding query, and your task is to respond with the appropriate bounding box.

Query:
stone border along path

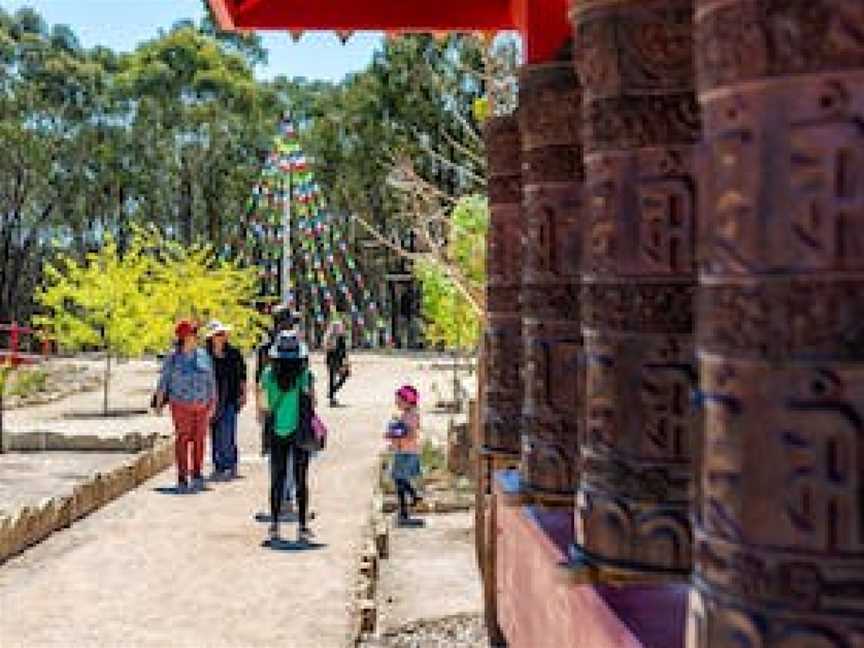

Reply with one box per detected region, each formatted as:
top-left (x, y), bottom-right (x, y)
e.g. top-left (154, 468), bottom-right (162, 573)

top-left (0, 353), bottom-right (443, 648)
top-left (0, 436), bottom-right (174, 564)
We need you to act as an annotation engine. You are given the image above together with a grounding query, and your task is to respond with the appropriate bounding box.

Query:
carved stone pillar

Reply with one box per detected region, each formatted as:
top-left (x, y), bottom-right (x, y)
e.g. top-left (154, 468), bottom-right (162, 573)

top-left (690, 2), bottom-right (864, 645)
top-left (483, 115), bottom-right (523, 459)
top-left (519, 61), bottom-right (584, 497)
top-left (571, 0), bottom-right (700, 576)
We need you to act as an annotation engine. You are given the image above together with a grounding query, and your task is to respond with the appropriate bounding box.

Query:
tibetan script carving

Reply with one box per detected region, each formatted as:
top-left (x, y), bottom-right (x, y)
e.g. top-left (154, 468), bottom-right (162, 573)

top-left (518, 62), bottom-right (584, 496)
top-left (484, 115), bottom-right (523, 455)
top-left (571, 0), bottom-right (698, 576)
top-left (692, 0), bottom-right (864, 644)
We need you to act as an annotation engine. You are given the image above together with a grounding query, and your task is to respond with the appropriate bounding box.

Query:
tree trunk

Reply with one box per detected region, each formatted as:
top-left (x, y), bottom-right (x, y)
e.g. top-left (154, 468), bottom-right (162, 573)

top-left (206, 188), bottom-right (221, 250)
top-left (0, 383), bottom-right (5, 455)
top-left (103, 351), bottom-right (111, 416)
top-left (180, 164), bottom-right (193, 246)
top-left (117, 184), bottom-right (128, 257)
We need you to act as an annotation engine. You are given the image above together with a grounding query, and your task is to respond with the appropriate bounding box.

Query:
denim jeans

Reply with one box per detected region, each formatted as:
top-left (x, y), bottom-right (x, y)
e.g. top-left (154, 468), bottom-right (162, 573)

top-left (210, 403), bottom-right (238, 472)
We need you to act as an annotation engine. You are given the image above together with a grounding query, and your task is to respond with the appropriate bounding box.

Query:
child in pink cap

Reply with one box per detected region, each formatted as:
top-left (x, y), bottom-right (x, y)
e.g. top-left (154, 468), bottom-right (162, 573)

top-left (385, 385), bottom-right (422, 524)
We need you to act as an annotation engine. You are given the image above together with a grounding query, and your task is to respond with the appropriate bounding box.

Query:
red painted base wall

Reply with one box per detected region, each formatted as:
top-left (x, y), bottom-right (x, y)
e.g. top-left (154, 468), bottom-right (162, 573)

top-left (494, 478), bottom-right (688, 648)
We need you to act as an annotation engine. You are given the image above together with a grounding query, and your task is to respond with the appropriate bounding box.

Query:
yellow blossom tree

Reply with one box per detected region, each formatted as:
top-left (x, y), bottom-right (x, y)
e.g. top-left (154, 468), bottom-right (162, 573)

top-left (141, 228), bottom-right (267, 351)
top-left (34, 236), bottom-right (159, 414)
top-left (35, 228), bottom-right (266, 415)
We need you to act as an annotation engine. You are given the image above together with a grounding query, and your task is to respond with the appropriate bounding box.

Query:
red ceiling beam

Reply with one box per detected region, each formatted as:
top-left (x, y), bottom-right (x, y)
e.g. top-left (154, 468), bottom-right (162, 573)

top-left (512, 0), bottom-right (571, 63)
top-left (208, 0), bottom-right (570, 63)
top-left (233, 0), bottom-right (514, 31)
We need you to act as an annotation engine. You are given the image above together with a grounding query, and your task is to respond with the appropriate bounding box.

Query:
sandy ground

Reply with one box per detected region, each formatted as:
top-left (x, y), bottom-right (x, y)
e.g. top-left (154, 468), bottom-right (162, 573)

top-left (0, 452), bottom-right (139, 516)
top-left (1, 359), bottom-right (164, 517)
top-left (378, 512), bottom-right (483, 633)
top-left (0, 353), bottom-right (443, 648)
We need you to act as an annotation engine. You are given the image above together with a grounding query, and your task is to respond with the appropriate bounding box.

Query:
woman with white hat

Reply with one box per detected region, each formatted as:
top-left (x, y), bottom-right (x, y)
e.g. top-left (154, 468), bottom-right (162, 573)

top-left (205, 320), bottom-right (247, 480)
top-left (256, 330), bottom-right (316, 543)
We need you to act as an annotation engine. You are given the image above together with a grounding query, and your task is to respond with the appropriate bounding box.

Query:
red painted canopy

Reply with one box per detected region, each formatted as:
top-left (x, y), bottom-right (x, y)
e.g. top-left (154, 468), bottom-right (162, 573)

top-left (208, 0), bottom-right (569, 63)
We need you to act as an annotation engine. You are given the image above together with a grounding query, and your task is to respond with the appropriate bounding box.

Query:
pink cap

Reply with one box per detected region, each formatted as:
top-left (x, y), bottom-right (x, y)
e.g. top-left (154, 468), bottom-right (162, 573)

top-left (396, 385), bottom-right (418, 406)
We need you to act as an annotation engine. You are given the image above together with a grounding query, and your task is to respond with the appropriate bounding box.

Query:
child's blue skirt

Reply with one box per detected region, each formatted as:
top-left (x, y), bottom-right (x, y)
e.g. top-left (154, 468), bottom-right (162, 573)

top-left (391, 452), bottom-right (421, 481)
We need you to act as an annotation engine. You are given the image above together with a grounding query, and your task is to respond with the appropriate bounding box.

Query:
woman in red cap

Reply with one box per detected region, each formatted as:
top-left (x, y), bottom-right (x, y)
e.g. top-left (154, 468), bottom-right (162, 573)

top-left (155, 319), bottom-right (217, 492)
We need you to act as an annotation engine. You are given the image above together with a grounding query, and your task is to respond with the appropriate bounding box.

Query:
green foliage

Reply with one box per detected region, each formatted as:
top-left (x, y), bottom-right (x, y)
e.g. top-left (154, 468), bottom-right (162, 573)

top-left (414, 195), bottom-right (488, 350)
top-left (420, 439), bottom-right (446, 474)
top-left (0, 9), bottom-right (282, 322)
top-left (6, 367), bottom-right (48, 398)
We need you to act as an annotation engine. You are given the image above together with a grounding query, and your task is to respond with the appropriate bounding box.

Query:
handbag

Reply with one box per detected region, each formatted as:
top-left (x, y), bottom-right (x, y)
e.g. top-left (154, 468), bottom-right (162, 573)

top-left (296, 388), bottom-right (318, 451)
top-left (296, 373), bottom-right (326, 452)
top-left (312, 413), bottom-right (328, 450)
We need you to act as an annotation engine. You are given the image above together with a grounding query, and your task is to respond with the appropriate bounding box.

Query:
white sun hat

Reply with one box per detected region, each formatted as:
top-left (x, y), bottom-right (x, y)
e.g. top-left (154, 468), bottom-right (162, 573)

top-left (205, 320), bottom-right (232, 338)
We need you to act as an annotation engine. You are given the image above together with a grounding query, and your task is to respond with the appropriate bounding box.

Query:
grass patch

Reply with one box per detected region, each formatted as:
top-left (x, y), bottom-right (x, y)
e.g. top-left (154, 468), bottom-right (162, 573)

top-left (421, 439), bottom-right (446, 474)
top-left (6, 367), bottom-right (49, 398)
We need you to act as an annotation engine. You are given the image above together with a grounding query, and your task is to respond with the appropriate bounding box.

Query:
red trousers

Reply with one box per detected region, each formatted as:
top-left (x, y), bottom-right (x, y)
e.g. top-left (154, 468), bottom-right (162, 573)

top-left (170, 401), bottom-right (210, 480)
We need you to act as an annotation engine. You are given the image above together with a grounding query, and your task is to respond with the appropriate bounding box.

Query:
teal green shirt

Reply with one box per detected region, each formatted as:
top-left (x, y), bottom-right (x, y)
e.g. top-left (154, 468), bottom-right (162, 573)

top-left (260, 367), bottom-right (310, 437)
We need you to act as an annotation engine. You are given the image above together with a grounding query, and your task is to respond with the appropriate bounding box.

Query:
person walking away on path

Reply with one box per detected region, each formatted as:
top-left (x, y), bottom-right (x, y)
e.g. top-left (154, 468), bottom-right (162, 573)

top-left (256, 305), bottom-right (302, 515)
top-left (324, 318), bottom-right (349, 407)
top-left (205, 320), bottom-right (247, 480)
top-left (155, 320), bottom-right (216, 493)
top-left (257, 330), bottom-right (317, 543)
top-left (385, 385), bottom-right (423, 525)
top-left (256, 305), bottom-right (299, 453)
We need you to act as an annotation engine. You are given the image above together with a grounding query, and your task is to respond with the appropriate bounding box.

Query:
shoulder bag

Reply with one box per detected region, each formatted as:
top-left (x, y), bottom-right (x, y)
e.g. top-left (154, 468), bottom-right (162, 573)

top-left (296, 374), bottom-right (327, 452)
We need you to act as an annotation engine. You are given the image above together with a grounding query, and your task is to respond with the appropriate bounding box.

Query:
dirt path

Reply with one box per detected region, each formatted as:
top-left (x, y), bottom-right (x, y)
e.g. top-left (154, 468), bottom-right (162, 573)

top-left (0, 353), bottom-right (438, 648)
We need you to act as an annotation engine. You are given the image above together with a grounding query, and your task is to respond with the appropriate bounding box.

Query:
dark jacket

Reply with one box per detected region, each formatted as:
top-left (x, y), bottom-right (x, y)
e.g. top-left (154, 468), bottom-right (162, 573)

top-left (208, 342), bottom-right (247, 410)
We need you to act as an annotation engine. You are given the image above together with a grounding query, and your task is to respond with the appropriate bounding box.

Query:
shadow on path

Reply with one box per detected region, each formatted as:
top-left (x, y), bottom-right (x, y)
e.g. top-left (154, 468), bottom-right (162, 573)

top-left (253, 511), bottom-right (299, 523)
top-left (262, 539), bottom-right (327, 552)
top-left (152, 486), bottom-right (213, 496)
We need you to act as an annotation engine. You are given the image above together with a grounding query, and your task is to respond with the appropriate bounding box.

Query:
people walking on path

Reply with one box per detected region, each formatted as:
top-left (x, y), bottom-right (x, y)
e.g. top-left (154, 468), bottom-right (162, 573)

top-left (155, 320), bottom-right (217, 493)
top-left (256, 330), bottom-right (317, 543)
top-left (205, 320), bottom-right (247, 480)
top-left (385, 384), bottom-right (423, 525)
top-left (324, 317), bottom-right (349, 407)
top-left (256, 305), bottom-right (303, 515)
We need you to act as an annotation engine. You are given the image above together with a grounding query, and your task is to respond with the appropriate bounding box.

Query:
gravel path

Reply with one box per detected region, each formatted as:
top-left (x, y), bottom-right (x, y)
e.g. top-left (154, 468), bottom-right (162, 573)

top-left (0, 353), bottom-right (439, 648)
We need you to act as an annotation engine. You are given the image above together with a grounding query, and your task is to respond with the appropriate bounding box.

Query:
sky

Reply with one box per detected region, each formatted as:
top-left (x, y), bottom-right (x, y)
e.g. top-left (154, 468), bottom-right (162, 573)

top-left (0, 0), bottom-right (384, 81)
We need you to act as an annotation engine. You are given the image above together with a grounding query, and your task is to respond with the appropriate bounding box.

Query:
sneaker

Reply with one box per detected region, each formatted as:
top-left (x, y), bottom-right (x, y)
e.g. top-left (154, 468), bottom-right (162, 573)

top-left (297, 526), bottom-right (313, 544)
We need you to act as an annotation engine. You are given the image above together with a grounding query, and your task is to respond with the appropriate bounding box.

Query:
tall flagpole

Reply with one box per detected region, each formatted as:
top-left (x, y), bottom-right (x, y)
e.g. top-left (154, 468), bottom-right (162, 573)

top-left (281, 129), bottom-right (292, 307)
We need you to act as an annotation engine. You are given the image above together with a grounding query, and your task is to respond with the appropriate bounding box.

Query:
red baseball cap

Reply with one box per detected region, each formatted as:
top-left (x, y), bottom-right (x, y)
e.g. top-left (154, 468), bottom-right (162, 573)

top-left (174, 319), bottom-right (198, 340)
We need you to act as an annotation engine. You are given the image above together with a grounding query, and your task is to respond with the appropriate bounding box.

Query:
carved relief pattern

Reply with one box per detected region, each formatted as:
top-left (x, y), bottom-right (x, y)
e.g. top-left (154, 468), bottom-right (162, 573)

top-left (692, 1), bottom-right (864, 644)
top-left (518, 62), bottom-right (585, 495)
top-left (571, 0), bottom-right (698, 575)
top-left (696, 0), bottom-right (864, 92)
top-left (483, 115), bottom-right (523, 455)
